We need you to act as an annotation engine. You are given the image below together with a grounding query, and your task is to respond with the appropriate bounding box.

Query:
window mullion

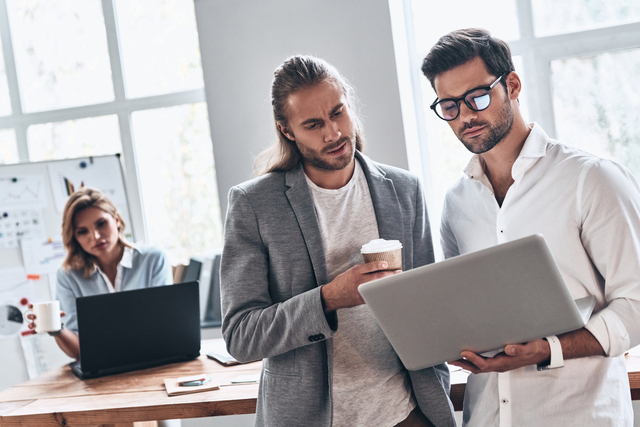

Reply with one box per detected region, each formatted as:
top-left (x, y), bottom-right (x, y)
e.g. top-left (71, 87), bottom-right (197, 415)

top-left (101, 0), bottom-right (147, 244)
top-left (0, 0), bottom-right (28, 160)
top-left (101, 0), bottom-right (126, 101)
top-left (515, 0), bottom-right (535, 41)
top-left (117, 110), bottom-right (148, 243)
top-left (514, 0), bottom-right (558, 138)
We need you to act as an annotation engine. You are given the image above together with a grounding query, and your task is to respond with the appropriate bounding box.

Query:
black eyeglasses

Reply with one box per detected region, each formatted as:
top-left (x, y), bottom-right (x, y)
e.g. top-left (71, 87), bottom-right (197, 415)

top-left (430, 73), bottom-right (506, 121)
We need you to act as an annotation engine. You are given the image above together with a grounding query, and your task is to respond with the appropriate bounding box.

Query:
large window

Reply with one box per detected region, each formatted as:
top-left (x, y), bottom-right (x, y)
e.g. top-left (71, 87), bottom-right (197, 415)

top-left (0, 0), bottom-right (222, 263)
top-left (404, 0), bottom-right (640, 258)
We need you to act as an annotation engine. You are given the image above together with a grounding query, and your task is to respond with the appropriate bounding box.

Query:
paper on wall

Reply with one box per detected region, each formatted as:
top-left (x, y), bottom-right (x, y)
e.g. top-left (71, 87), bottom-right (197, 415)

top-left (20, 237), bottom-right (66, 275)
top-left (0, 208), bottom-right (46, 250)
top-left (0, 175), bottom-right (47, 210)
top-left (19, 332), bottom-right (74, 379)
top-left (0, 267), bottom-right (36, 340)
top-left (48, 159), bottom-right (128, 213)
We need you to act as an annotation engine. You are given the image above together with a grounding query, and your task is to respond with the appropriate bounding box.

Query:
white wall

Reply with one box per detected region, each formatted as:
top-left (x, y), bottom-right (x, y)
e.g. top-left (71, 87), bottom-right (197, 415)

top-left (190, 1), bottom-right (410, 424)
top-left (194, 0), bottom-right (410, 217)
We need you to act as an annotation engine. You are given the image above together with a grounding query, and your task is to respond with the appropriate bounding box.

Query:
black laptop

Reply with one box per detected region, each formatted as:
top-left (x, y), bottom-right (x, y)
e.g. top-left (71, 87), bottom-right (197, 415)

top-left (70, 281), bottom-right (201, 379)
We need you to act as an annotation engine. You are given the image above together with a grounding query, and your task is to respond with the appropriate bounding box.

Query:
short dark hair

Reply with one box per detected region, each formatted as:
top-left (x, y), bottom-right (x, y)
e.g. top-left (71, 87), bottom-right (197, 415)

top-left (421, 28), bottom-right (515, 90)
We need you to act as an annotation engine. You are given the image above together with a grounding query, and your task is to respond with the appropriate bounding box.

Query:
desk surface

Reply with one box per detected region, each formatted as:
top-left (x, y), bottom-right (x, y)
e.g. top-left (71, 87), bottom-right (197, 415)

top-left (0, 339), bottom-right (261, 427)
top-left (2, 339), bottom-right (640, 426)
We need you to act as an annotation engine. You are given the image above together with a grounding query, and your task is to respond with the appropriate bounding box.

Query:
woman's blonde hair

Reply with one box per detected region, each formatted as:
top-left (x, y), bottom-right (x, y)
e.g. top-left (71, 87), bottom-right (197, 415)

top-left (61, 187), bottom-right (131, 278)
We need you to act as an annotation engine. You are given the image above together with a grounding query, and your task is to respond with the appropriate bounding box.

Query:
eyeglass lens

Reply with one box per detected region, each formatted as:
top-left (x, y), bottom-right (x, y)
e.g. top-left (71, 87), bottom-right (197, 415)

top-left (435, 88), bottom-right (492, 120)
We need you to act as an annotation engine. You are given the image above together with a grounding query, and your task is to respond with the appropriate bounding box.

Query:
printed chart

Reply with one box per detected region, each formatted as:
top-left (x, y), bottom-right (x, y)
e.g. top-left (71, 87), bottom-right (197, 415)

top-left (0, 267), bottom-right (36, 340)
top-left (20, 237), bottom-right (66, 275)
top-left (48, 158), bottom-right (128, 213)
top-left (0, 209), bottom-right (46, 250)
top-left (0, 175), bottom-right (46, 210)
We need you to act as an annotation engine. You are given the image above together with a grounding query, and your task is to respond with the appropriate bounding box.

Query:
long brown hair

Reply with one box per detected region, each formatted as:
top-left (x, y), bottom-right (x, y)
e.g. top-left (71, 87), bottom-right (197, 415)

top-left (61, 187), bottom-right (131, 278)
top-left (254, 55), bottom-right (366, 176)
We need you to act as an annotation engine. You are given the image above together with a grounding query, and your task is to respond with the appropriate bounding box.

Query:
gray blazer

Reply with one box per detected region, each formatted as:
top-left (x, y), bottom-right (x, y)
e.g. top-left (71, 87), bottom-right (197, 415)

top-left (221, 152), bottom-right (455, 427)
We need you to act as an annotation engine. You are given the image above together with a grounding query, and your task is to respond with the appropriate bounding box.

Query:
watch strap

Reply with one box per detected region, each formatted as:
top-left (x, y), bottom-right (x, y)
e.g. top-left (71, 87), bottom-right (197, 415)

top-left (537, 335), bottom-right (564, 371)
top-left (47, 323), bottom-right (64, 337)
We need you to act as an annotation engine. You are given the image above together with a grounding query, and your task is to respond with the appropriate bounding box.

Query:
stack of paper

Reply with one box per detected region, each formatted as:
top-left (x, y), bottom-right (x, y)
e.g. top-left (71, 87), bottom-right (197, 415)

top-left (164, 374), bottom-right (220, 397)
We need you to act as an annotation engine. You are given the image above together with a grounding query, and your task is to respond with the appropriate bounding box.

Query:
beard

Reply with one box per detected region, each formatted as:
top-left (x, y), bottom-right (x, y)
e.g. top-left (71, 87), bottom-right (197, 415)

top-left (296, 134), bottom-right (356, 171)
top-left (456, 98), bottom-right (514, 154)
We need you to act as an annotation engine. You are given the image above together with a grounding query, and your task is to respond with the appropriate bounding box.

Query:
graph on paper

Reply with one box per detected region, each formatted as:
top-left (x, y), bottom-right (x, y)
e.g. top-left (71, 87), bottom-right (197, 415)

top-left (47, 160), bottom-right (127, 213)
top-left (0, 175), bottom-right (46, 210)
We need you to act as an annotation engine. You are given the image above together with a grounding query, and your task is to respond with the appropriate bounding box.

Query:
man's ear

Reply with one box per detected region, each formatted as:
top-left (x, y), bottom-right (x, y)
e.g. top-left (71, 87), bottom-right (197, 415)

top-left (505, 71), bottom-right (522, 101)
top-left (277, 122), bottom-right (295, 141)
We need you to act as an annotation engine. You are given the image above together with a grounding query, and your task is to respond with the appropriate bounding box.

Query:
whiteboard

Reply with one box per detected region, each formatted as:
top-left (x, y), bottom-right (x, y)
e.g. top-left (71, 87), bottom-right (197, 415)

top-left (0, 154), bottom-right (137, 389)
top-left (0, 154), bottom-right (136, 269)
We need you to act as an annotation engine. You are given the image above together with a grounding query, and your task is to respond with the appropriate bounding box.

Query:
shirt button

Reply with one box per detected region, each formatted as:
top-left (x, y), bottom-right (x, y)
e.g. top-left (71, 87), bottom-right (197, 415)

top-left (501, 399), bottom-right (509, 404)
top-left (500, 230), bottom-right (504, 233)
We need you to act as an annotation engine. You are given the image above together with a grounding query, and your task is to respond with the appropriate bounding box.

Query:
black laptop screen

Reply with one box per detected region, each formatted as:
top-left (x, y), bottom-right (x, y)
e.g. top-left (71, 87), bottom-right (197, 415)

top-left (75, 281), bottom-right (201, 376)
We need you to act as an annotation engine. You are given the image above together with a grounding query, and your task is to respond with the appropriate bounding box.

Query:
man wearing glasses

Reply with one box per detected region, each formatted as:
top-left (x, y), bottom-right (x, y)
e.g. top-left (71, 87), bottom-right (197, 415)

top-left (421, 28), bottom-right (640, 426)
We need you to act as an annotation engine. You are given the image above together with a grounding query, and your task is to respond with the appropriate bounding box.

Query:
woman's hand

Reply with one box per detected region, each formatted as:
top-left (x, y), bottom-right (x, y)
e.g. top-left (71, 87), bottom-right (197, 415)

top-left (25, 303), bottom-right (66, 333)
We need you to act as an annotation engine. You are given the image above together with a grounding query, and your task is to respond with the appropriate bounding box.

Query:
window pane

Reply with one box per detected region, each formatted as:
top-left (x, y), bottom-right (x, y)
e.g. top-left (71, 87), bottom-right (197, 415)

top-left (0, 46), bottom-right (11, 116)
top-left (411, 0), bottom-right (519, 58)
top-left (0, 129), bottom-right (18, 164)
top-left (551, 49), bottom-right (640, 177)
top-left (131, 103), bottom-right (222, 262)
top-left (115, 0), bottom-right (204, 98)
top-left (7, 0), bottom-right (114, 112)
top-left (27, 115), bottom-right (122, 161)
top-left (532, 0), bottom-right (640, 36)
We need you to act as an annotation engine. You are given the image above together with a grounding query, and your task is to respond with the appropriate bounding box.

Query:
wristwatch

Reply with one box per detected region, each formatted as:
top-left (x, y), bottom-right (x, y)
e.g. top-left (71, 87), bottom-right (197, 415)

top-left (48, 324), bottom-right (64, 337)
top-left (537, 335), bottom-right (564, 371)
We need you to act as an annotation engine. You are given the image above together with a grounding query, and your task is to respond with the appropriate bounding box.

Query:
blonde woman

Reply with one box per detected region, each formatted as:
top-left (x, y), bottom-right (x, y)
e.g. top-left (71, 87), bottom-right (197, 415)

top-left (27, 187), bottom-right (172, 360)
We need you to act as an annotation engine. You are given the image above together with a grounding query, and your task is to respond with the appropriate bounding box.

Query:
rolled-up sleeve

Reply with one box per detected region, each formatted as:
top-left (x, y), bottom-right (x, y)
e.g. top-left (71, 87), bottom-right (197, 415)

top-left (579, 159), bottom-right (640, 356)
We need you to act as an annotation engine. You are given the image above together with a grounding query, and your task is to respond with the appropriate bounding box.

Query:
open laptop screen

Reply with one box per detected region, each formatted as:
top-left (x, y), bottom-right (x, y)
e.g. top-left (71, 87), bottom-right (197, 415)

top-left (73, 281), bottom-right (201, 378)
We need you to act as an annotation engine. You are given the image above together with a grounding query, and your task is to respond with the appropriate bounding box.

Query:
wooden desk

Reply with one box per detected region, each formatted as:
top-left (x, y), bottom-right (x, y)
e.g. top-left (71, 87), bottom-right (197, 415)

top-left (2, 340), bottom-right (640, 425)
top-left (0, 339), bottom-right (262, 427)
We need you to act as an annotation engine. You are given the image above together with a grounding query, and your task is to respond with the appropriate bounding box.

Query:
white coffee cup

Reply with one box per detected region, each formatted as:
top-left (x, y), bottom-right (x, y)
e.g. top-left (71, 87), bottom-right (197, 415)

top-left (31, 301), bottom-right (62, 333)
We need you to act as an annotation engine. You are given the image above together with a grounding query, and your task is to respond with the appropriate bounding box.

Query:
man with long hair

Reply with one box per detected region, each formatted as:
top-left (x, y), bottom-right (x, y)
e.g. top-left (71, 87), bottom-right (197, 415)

top-left (220, 55), bottom-right (455, 427)
top-left (422, 28), bottom-right (640, 425)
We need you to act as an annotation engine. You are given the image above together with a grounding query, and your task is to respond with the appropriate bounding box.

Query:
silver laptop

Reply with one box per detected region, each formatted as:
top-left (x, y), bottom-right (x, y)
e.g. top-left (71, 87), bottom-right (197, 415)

top-left (358, 234), bottom-right (595, 371)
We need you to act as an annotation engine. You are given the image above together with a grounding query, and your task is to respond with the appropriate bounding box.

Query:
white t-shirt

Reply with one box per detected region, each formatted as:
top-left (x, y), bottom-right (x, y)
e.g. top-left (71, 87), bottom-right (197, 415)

top-left (442, 124), bottom-right (640, 426)
top-left (305, 160), bottom-right (415, 427)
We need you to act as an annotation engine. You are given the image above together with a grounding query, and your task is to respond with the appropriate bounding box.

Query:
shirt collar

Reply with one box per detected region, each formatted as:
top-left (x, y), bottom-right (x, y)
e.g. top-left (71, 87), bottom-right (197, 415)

top-left (517, 123), bottom-right (549, 160)
top-left (463, 123), bottom-right (550, 183)
top-left (90, 244), bottom-right (136, 275)
top-left (120, 245), bottom-right (134, 269)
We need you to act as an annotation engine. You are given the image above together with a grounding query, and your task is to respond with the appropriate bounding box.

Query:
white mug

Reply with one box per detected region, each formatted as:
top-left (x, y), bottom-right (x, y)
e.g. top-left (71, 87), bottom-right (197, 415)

top-left (31, 301), bottom-right (62, 333)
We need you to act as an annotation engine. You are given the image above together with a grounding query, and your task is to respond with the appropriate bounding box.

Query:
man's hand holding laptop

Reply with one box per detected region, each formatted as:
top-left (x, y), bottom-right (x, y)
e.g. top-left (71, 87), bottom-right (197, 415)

top-left (449, 328), bottom-right (605, 374)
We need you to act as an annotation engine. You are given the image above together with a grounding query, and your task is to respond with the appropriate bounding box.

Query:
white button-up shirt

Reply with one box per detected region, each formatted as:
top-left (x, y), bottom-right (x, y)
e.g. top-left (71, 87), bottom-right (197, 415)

top-left (96, 246), bottom-right (134, 293)
top-left (441, 124), bottom-right (640, 426)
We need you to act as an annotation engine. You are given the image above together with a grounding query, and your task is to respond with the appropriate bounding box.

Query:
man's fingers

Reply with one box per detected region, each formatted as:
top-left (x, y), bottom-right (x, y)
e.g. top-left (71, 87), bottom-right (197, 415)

top-left (60, 311), bottom-right (66, 318)
top-left (460, 351), bottom-right (489, 370)
top-left (449, 358), bottom-right (480, 374)
top-left (358, 261), bottom-right (389, 273)
top-left (504, 341), bottom-right (538, 356)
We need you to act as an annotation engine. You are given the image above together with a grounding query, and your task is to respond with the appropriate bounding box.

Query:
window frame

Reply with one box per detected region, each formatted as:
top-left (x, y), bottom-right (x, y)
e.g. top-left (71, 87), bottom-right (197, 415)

top-left (396, 0), bottom-right (640, 257)
top-left (0, 0), bottom-right (206, 243)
